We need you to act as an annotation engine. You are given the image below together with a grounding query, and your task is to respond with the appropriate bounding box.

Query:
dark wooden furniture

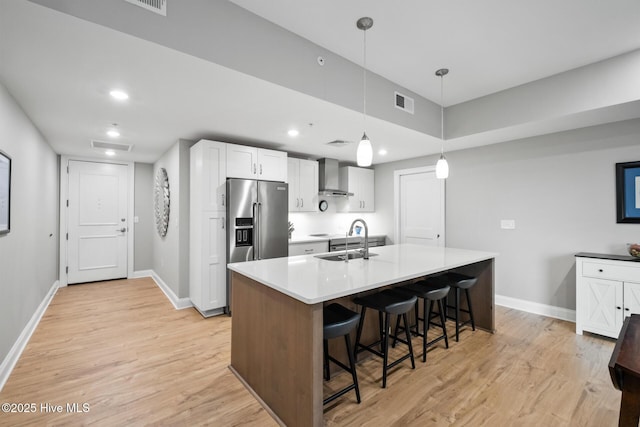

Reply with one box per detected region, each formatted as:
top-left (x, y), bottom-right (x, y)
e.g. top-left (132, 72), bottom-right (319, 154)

top-left (609, 314), bottom-right (640, 427)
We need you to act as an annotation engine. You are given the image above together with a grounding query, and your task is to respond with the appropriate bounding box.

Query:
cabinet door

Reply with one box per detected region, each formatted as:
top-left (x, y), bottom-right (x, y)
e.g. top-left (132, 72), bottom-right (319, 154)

top-left (624, 282), bottom-right (640, 318)
top-left (199, 212), bottom-right (226, 311)
top-left (258, 148), bottom-right (287, 182)
top-left (202, 141), bottom-right (226, 211)
top-left (298, 159), bottom-right (318, 212)
top-left (582, 277), bottom-right (623, 338)
top-left (289, 241), bottom-right (328, 256)
top-left (287, 158), bottom-right (300, 212)
top-left (359, 168), bottom-right (375, 212)
top-left (227, 145), bottom-right (257, 179)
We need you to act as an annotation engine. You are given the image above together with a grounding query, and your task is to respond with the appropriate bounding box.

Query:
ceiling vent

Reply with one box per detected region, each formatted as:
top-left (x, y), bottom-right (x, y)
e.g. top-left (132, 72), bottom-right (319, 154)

top-left (394, 91), bottom-right (414, 114)
top-left (124, 0), bottom-right (167, 16)
top-left (326, 139), bottom-right (354, 147)
top-left (91, 140), bottom-right (133, 152)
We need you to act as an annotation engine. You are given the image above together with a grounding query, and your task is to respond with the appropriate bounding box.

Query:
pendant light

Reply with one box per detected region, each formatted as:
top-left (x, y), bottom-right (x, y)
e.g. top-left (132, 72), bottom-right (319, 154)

top-left (356, 17), bottom-right (373, 167)
top-left (435, 68), bottom-right (449, 179)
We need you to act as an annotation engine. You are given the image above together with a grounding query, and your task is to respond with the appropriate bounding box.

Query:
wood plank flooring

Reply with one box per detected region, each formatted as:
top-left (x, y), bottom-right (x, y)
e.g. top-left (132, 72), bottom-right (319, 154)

top-left (0, 278), bottom-right (621, 426)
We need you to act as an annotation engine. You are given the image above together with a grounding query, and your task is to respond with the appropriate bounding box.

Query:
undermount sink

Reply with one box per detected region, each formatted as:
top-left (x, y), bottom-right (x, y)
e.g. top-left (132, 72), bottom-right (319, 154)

top-left (315, 251), bottom-right (377, 261)
top-left (309, 233), bottom-right (330, 237)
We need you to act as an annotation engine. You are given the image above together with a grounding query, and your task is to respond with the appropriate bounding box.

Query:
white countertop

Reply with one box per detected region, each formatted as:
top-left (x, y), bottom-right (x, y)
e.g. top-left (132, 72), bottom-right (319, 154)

top-left (228, 244), bottom-right (498, 304)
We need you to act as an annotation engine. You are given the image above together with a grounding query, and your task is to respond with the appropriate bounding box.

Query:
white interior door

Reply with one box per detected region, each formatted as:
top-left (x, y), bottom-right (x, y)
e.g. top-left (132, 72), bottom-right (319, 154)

top-left (395, 167), bottom-right (444, 246)
top-left (67, 160), bottom-right (129, 284)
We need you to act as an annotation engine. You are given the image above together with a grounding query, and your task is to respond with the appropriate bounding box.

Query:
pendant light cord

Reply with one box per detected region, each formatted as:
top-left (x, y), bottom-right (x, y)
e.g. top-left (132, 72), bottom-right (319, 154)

top-left (440, 73), bottom-right (444, 155)
top-left (363, 28), bottom-right (367, 127)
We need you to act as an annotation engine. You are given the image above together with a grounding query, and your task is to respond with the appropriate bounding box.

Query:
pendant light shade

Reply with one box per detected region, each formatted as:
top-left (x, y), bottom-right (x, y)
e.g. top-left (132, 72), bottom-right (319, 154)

top-left (356, 17), bottom-right (373, 167)
top-left (435, 68), bottom-right (449, 179)
top-left (436, 154), bottom-right (449, 179)
top-left (357, 132), bottom-right (372, 167)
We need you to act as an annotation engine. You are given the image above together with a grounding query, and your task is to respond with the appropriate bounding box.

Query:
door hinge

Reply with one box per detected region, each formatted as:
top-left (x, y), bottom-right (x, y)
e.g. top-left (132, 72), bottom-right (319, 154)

top-left (66, 266), bottom-right (68, 274)
top-left (66, 199), bottom-right (69, 207)
top-left (66, 165), bottom-right (69, 174)
top-left (66, 233), bottom-right (68, 240)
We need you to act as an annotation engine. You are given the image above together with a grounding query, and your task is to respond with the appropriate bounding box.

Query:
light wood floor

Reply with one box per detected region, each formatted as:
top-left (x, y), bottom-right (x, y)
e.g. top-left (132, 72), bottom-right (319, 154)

top-left (0, 278), bottom-right (621, 426)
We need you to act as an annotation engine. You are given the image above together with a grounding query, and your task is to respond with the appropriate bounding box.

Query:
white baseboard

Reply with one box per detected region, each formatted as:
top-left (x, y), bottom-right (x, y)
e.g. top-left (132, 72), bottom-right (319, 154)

top-left (496, 294), bottom-right (576, 323)
top-left (0, 280), bottom-right (59, 392)
top-left (133, 270), bottom-right (193, 310)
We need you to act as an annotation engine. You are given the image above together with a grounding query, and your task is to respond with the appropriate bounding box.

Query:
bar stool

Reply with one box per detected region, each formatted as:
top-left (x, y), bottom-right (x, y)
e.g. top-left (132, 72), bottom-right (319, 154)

top-left (393, 281), bottom-right (450, 362)
top-left (353, 289), bottom-right (417, 388)
top-left (323, 303), bottom-right (361, 405)
top-left (443, 272), bottom-right (478, 342)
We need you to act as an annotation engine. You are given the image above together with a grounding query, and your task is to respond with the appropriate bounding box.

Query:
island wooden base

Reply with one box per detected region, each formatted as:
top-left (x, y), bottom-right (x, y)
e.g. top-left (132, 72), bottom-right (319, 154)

top-left (230, 258), bottom-right (495, 426)
top-left (230, 271), bottom-right (323, 427)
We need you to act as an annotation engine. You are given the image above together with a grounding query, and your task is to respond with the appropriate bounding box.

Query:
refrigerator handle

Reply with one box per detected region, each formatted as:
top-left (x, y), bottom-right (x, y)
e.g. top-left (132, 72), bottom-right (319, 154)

top-left (256, 202), bottom-right (262, 259)
top-left (253, 202), bottom-right (259, 260)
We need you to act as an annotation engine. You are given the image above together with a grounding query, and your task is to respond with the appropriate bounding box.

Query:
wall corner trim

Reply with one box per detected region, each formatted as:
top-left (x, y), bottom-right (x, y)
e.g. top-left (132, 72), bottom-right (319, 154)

top-left (496, 294), bottom-right (576, 323)
top-left (0, 280), bottom-right (59, 392)
top-left (133, 270), bottom-right (193, 310)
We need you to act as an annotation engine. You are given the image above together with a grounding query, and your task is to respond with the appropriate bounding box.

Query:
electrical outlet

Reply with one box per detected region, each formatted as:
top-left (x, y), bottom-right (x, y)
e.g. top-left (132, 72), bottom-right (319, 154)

top-left (501, 219), bottom-right (516, 229)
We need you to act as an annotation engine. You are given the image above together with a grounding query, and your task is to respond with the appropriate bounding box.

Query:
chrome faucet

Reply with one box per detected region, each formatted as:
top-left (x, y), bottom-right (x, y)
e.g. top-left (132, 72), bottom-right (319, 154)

top-left (348, 218), bottom-right (369, 260)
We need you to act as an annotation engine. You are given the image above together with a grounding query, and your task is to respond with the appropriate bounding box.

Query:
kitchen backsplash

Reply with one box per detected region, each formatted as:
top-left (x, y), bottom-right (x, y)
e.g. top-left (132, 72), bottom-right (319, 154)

top-left (288, 200), bottom-right (381, 237)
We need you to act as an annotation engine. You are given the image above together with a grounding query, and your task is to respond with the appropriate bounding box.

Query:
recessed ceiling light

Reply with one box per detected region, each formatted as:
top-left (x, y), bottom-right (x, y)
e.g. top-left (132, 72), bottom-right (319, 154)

top-left (105, 150), bottom-right (116, 156)
top-left (107, 130), bottom-right (120, 138)
top-left (288, 129), bottom-right (299, 137)
top-left (378, 149), bottom-right (387, 155)
top-left (109, 89), bottom-right (129, 101)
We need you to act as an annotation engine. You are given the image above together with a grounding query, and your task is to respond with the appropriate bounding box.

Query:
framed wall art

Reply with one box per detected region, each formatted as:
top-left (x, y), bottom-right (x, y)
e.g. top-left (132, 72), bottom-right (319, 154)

top-left (0, 150), bottom-right (11, 235)
top-left (616, 161), bottom-right (640, 223)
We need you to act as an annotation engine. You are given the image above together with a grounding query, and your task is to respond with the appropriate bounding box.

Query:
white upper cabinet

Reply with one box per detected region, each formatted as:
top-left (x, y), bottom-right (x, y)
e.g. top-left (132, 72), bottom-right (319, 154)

top-left (191, 140), bottom-right (227, 211)
top-left (338, 166), bottom-right (374, 212)
top-left (288, 158), bottom-right (318, 212)
top-left (226, 144), bottom-right (287, 182)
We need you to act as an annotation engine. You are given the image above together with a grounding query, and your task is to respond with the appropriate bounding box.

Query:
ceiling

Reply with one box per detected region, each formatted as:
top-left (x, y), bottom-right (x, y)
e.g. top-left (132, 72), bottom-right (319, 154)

top-left (1, 0), bottom-right (639, 165)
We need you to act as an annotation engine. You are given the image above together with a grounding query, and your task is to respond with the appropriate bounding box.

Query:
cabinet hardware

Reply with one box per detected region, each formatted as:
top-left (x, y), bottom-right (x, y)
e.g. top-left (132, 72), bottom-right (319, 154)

top-left (598, 269), bottom-right (603, 272)
top-left (617, 306), bottom-right (622, 310)
top-left (253, 163), bottom-right (256, 174)
top-left (221, 194), bottom-right (225, 207)
top-left (625, 308), bottom-right (630, 311)
top-left (301, 198), bottom-right (304, 207)
top-left (222, 218), bottom-right (225, 229)
top-left (305, 249), bottom-right (313, 253)
top-left (260, 164), bottom-right (263, 175)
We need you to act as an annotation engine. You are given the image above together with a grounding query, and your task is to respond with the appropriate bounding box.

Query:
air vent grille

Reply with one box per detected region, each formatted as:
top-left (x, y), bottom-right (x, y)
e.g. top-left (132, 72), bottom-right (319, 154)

top-left (91, 140), bottom-right (133, 152)
top-left (394, 91), bottom-right (414, 114)
top-left (326, 140), bottom-right (353, 147)
top-left (124, 0), bottom-right (167, 16)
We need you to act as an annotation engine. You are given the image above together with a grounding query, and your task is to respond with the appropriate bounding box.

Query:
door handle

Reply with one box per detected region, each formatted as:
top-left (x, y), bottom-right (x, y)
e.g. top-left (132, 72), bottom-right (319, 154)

top-left (116, 227), bottom-right (126, 232)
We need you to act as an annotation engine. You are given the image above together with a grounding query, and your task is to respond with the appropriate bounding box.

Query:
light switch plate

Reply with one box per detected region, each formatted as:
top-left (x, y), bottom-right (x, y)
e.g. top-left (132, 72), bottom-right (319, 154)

top-left (501, 219), bottom-right (516, 229)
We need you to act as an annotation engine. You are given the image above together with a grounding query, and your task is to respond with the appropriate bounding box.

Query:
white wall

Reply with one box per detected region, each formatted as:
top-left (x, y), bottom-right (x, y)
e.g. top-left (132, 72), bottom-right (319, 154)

top-left (151, 140), bottom-right (194, 299)
top-left (374, 118), bottom-right (640, 310)
top-left (134, 162), bottom-right (153, 271)
top-left (0, 83), bottom-right (58, 364)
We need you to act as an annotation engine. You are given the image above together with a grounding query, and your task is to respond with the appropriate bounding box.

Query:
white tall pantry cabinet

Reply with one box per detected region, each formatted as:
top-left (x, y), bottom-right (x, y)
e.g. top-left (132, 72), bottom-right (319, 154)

top-left (190, 140), bottom-right (227, 316)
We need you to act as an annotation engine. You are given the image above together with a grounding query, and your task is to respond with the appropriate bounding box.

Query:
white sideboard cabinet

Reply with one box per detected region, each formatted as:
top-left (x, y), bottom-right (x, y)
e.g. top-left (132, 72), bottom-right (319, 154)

top-left (576, 253), bottom-right (640, 338)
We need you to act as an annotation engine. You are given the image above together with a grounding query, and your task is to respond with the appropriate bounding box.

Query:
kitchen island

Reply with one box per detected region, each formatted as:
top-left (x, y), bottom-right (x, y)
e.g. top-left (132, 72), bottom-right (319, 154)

top-left (227, 244), bottom-right (497, 426)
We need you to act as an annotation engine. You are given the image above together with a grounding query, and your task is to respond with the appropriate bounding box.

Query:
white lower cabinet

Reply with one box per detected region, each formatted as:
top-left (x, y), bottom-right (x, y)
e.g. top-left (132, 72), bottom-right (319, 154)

top-left (288, 241), bottom-right (329, 256)
top-left (576, 255), bottom-right (640, 338)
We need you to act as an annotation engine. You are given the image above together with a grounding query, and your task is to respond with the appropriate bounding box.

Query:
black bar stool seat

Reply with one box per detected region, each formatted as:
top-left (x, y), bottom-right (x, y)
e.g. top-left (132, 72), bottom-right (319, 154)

top-left (443, 272), bottom-right (478, 341)
top-left (323, 303), bottom-right (361, 405)
top-left (394, 281), bottom-right (450, 362)
top-left (353, 289), bottom-right (417, 388)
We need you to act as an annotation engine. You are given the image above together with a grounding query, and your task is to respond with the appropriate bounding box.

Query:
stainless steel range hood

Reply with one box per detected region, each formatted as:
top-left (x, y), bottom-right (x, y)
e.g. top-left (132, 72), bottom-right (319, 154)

top-left (318, 158), bottom-right (353, 197)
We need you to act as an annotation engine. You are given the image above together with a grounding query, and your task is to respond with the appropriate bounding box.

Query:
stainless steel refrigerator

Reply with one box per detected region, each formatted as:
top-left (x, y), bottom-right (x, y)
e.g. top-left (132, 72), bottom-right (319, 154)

top-left (226, 178), bottom-right (288, 312)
